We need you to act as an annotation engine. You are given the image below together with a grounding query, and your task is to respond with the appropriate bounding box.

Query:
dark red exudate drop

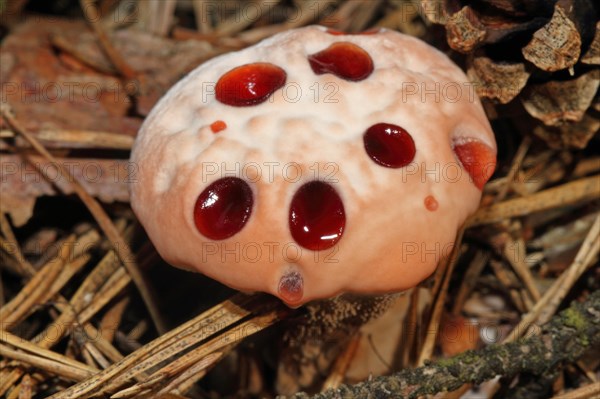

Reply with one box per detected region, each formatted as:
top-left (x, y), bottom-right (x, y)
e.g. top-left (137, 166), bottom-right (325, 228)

top-left (194, 177), bottom-right (253, 240)
top-left (216, 63), bottom-right (287, 106)
top-left (363, 123), bottom-right (416, 168)
top-left (453, 140), bottom-right (496, 190)
top-left (308, 42), bottom-right (374, 82)
top-left (289, 181), bottom-right (345, 251)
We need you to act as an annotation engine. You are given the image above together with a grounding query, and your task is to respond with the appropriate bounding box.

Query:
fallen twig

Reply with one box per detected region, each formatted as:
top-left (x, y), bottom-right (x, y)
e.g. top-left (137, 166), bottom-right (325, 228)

top-left (287, 290), bottom-right (600, 399)
top-left (467, 176), bottom-right (599, 227)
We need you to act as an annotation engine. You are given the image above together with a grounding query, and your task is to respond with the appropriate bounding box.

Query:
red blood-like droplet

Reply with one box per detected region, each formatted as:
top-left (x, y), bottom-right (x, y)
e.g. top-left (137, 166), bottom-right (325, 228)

top-left (424, 195), bottom-right (439, 211)
top-left (210, 120), bottom-right (227, 133)
top-left (453, 140), bottom-right (497, 190)
top-left (308, 42), bottom-right (374, 81)
top-left (289, 181), bottom-right (345, 251)
top-left (194, 177), bottom-right (253, 240)
top-left (364, 123), bottom-right (416, 168)
top-left (216, 63), bottom-right (286, 106)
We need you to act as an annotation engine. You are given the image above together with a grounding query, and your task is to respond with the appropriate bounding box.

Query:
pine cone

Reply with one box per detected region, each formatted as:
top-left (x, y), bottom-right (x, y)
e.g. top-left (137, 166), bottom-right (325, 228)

top-left (422, 0), bottom-right (599, 149)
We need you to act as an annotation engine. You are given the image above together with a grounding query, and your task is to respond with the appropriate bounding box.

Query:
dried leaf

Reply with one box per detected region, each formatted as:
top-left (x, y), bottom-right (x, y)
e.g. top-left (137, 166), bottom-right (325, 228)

top-left (1, 19), bottom-right (139, 135)
top-left (0, 155), bottom-right (131, 226)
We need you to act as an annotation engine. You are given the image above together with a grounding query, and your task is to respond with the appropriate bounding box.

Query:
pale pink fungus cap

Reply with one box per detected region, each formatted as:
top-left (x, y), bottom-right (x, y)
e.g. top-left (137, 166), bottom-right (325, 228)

top-left (130, 26), bottom-right (497, 307)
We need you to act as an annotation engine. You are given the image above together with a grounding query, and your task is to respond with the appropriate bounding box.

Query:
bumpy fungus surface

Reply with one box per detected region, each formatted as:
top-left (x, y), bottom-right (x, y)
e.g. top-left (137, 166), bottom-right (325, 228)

top-left (130, 26), bottom-right (497, 306)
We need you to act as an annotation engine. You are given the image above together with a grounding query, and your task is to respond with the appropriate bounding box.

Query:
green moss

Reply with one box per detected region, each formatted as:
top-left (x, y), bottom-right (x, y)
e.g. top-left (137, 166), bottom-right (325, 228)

top-left (436, 357), bottom-right (457, 368)
top-left (460, 351), bottom-right (478, 364)
top-left (435, 351), bottom-right (478, 371)
top-left (562, 308), bottom-right (587, 330)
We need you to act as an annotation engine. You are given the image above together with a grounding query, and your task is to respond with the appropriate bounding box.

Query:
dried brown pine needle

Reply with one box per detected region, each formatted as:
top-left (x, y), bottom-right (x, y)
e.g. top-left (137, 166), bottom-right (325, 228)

top-left (0, 128), bottom-right (135, 150)
top-left (417, 229), bottom-right (465, 366)
top-left (0, 344), bottom-right (95, 382)
top-left (321, 333), bottom-right (361, 391)
top-left (1, 104), bottom-right (166, 334)
top-left (0, 236), bottom-right (74, 326)
top-left (47, 294), bottom-right (288, 399)
top-left (99, 297), bottom-right (130, 344)
top-left (451, 251), bottom-right (489, 315)
top-left (79, 0), bottom-right (137, 79)
top-left (32, 250), bottom-right (122, 347)
top-left (505, 213), bottom-right (599, 343)
top-left (0, 330), bottom-right (96, 375)
top-left (0, 214), bottom-right (34, 275)
top-left (551, 382), bottom-right (600, 399)
top-left (468, 176), bottom-right (599, 227)
top-left (155, 351), bottom-right (224, 396)
top-left (503, 237), bottom-right (541, 302)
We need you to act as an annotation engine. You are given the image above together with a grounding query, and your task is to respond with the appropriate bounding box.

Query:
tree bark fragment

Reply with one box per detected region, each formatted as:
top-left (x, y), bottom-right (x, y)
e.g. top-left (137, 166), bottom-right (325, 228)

top-left (423, 0), bottom-right (599, 148)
